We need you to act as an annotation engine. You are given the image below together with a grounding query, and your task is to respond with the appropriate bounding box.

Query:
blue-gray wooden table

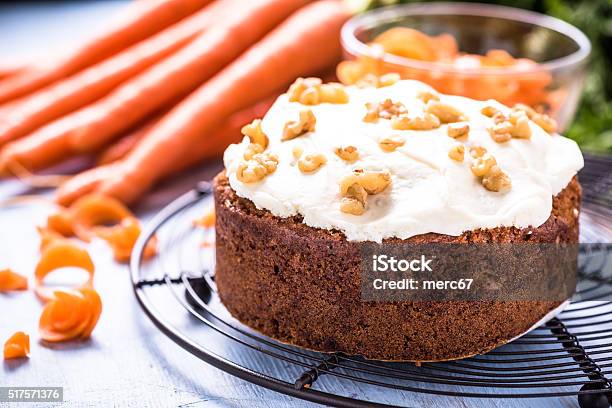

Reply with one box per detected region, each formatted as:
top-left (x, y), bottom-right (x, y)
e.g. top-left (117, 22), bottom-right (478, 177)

top-left (0, 2), bottom-right (585, 407)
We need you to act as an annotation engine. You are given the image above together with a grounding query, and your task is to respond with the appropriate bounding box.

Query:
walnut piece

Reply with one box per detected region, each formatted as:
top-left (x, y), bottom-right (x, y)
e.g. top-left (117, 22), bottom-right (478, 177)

top-left (513, 103), bottom-right (557, 134)
top-left (287, 77), bottom-right (349, 105)
top-left (363, 99), bottom-right (407, 123)
top-left (481, 105), bottom-right (500, 118)
top-left (282, 110), bottom-right (316, 141)
top-left (339, 169), bottom-right (391, 215)
top-left (417, 90), bottom-right (440, 103)
top-left (379, 136), bottom-right (405, 152)
top-left (470, 153), bottom-right (497, 177)
top-left (391, 113), bottom-right (441, 130)
top-left (243, 143), bottom-right (264, 160)
top-left (469, 145), bottom-right (487, 158)
top-left (236, 153), bottom-right (278, 183)
top-left (482, 165), bottom-right (512, 192)
top-left (425, 100), bottom-right (466, 123)
top-left (448, 144), bottom-right (465, 162)
top-left (241, 119), bottom-right (268, 148)
top-left (334, 146), bottom-right (359, 162)
top-left (488, 122), bottom-right (512, 143)
top-left (447, 123), bottom-right (469, 139)
top-left (298, 153), bottom-right (327, 173)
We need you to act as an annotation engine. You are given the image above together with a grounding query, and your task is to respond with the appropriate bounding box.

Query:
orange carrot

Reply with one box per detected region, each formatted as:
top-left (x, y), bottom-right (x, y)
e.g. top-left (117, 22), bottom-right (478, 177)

top-left (0, 0), bottom-right (212, 106)
top-left (56, 97), bottom-right (277, 206)
top-left (0, 269), bottom-right (28, 291)
top-left (96, 116), bottom-right (165, 166)
top-left (0, 0), bottom-right (310, 175)
top-left (0, 62), bottom-right (27, 82)
top-left (93, 0), bottom-right (349, 204)
top-left (3, 332), bottom-right (30, 360)
top-left (0, 1), bottom-right (228, 148)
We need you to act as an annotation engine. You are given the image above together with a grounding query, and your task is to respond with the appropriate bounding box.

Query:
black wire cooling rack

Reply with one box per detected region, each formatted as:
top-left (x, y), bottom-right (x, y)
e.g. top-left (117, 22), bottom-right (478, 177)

top-left (130, 154), bottom-right (612, 408)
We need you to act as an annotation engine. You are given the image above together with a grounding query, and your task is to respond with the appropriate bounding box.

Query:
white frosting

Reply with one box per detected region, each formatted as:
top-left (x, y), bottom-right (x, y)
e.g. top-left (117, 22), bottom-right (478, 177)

top-left (223, 80), bottom-right (583, 242)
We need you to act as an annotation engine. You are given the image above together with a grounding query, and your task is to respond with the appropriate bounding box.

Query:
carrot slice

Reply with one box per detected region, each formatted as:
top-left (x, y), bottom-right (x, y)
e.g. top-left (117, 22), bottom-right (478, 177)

top-left (68, 194), bottom-right (132, 241)
top-left (39, 288), bottom-right (101, 342)
top-left (34, 241), bottom-right (95, 303)
top-left (36, 226), bottom-right (64, 252)
top-left (3, 331), bottom-right (30, 360)
top-left (96, 217), bottom-right (157, 263)
top-left (47, 210), bottom-right (74, 237)
top-left (0, 269), bottom-right (28, 291)
top-left (194, 209), bottom-right (215, 229)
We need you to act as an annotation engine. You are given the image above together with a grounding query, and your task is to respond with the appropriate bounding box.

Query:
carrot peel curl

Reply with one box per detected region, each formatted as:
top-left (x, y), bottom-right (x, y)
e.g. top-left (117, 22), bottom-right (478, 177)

top-left (0, 269), bottom-right (28, 291)
top-left (3, 331), bottom-right (30, 360)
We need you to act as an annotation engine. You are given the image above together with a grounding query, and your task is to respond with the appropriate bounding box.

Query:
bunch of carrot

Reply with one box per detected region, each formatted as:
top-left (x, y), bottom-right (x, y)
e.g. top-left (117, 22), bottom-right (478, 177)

top-left (0, 0), bottom-right (351, 205)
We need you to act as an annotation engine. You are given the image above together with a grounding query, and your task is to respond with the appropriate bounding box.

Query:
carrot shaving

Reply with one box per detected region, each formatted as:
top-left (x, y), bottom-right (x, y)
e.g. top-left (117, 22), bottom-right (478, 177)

top-left (36, 226), bottom-right (65, 252)
top-left (67, 194), bottom-right (132, 242)
top-left (193, 209), bottom-right (215, 229)
top-left (39, 288), bottom-right (102, 342)
top-left (3, 331), bottom-right (30, 360)
top-left (34, 240), bottom-right (94, 302)
top-left (96, 217), bottom-right (157, 263)
top-left (5, 160), bottom-right (70, 188)
top-left (46, 211), bottom-right (74, 237)
top-left (0, 269), bottom-right (28, 291)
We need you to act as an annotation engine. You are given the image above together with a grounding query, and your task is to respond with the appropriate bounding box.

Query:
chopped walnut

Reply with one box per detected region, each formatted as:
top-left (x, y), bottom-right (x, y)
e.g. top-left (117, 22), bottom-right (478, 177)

top-left (488, 122), bottom-right (512, 143)
top-left (236, 153), bottom-right (278, 183)
top-left (513, 104), bottom-right (557, 134)
top-left (482, 165), bottom-right (512, 192)
top-left (481, 105), bottom-right (500, 118)
top-left (282, 110), bottom-right (316, 141)
top-left (287, 77), bottom-right (348, 105)
top-left (319, 83), bottom-right (349, 104)
top-left (417, 90), bottom-right (440, 103)
top-left (447, 123), bottom-right (469, 139)
top-left (292, 146), bottom-right (303, 159)
top-left (379, 136), bottom-right (405, 152)
top-left (340, 183), bottom-right (367, 215)
top-left (469, 145), bottom-right (487, 158)
top-left (448, 144), bottom-right (465, 162)
top-left (243, 143), bottom-right (264, 160)
top-left (363, 99), bottom-right (408, 123)
top-left (391, 113), bottom-right (441, 130)
top-left (356, 73), bottom-right (400, 88)
top-left (508, 111), bottom-right (532, 139)
top-left (334, 146), bottom-right (359, 163)
top-left (379, 73), bottom-right (401, 87)
top-left (339, 169), bottom-right (391, 215)
top-left (241, 119), bottom-right (268, 148)
top-left (346, 169), bottom-right (391, 195)
top-left (298, 153), bottom-right (327, 173)
top-left (287, 77), bottom-right (321, 102)
top-left (470, 153), bottom-right (497, 177)
top-left (425, 100), bottom-right (466, 123)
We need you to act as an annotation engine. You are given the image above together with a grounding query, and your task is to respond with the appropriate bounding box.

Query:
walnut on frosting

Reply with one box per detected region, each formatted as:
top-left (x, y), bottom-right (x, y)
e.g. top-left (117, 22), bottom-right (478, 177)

top-left (448, 144), bottom-right (465, 162)
top-left (363, 99), bottom-right (407, 123)
top-left (379, 136), bottom-right (405, 152)
top-left (391, 113), bottom-right (440, 130)
top-left (487, 109), bottom-right (532, 142)
top-left (513, 103), bottom-right (557, 134)
top-left (298, 153), bottom-right (327, 173)
top-left (339, 169), bottom-right (391, 215)
top-left (236, 153), bottom-right (278, 183)
top-left (447, 123), bottom-right (469, 140)
top-left (425, 100), bottom-right (466, 123)
top-left (282, 109), bottom-right (316, 141)
top-left (287, 77), bottom-right (349, 105)
top-left (334, 146), bottom-right (359, 163)
top-left (468, 149), bottom-right (511, 192)
top-left (241, 119), bottom-right (268, 148)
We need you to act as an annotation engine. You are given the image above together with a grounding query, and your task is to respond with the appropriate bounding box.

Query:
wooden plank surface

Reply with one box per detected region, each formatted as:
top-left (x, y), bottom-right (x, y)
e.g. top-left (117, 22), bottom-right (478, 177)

top-left (0, 2), bottom-right (583, 407)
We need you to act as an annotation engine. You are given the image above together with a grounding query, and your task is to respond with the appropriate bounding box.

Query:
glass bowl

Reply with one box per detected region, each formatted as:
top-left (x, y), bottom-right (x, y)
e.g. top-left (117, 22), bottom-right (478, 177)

top-left (341, 2), bottom-right (591, 131)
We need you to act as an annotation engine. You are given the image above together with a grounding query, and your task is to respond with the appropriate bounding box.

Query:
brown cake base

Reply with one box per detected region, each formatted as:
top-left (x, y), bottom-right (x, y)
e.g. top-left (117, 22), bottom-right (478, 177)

top-left (213, 172), bottom-right (581, 361)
